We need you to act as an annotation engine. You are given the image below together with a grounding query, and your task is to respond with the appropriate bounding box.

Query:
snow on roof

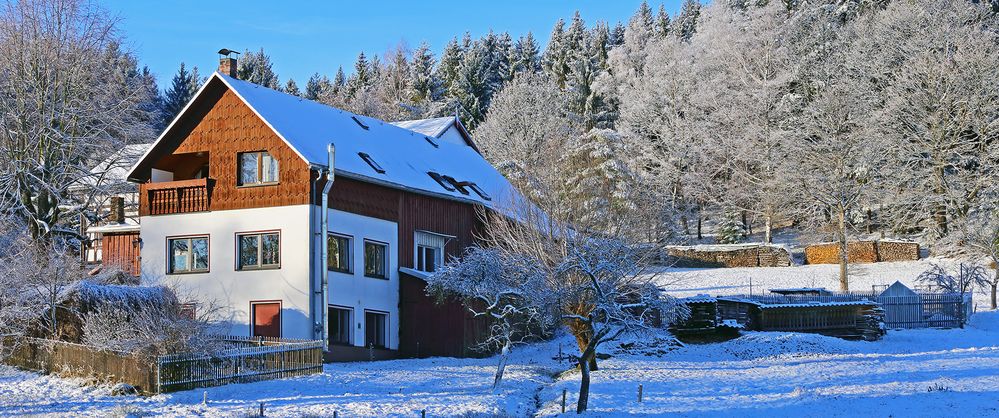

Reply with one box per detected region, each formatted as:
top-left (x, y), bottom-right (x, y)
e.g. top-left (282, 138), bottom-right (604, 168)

top-left (758, 300), bottom-right (876, 309)
top-left (390, 116), bottom-right (455, 138)
top-left (81, 143), bottom-right (151, 187)
top-left (133, 73), bottom-right (521, 211)
top-left (681, 295), bottom-right (717, 304)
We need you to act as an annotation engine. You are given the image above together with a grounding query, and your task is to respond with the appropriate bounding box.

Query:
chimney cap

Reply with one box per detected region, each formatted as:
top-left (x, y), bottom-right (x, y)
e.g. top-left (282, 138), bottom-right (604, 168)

top-left (218, 48), bottom-right (241, 57)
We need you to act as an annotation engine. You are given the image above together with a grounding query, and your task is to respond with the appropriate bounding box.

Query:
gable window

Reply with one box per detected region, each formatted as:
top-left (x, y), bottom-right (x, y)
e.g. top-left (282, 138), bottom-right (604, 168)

top-left (415, 231), bottom-right (447, 273)
top-left (328, 306), bottom-right (352, 346)
top-left (328, 233), bottom-right (352, 273)
top-left (238, 151), bottom-right (279, 186)
top-left (364, 240), bottom-right (388, 279)
top-left (365, 310), bottom-right (388, 348)
top-left (237, 231), bottom-right (280, 270)
top-left (168, 235), bottom-right (209, 274)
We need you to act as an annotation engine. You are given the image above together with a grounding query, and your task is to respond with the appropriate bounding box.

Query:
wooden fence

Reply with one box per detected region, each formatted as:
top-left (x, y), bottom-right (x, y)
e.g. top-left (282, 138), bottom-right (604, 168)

top-left (727, 291), bottom-right (972, 329)
top-left (155, 336), bottom-right (324, 393)
top-left (2, 335), bottom-right (323, 395)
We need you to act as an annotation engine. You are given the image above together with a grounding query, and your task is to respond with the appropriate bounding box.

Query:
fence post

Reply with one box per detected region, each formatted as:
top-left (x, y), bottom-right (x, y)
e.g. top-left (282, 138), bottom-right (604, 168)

top-left (561, 389), bottom-right (567, 413)
top-left (638, 384), bottom-right (643, 403)
top-left (259, 402), bottom-right (264, 416)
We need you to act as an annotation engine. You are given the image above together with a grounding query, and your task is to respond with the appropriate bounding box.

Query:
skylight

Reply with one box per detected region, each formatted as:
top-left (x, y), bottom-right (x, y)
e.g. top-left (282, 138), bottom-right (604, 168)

top-left (443, 175), bottom-right (470, 195)
top-left (428, 171), bottom-right (455, 191)
top-left (468, 183), bottom-right (491, 201)
top-left (424, 136), bottom-right (439, 148)
top-left (358, 152), bottom-right (385, 174)
top-left (351, 116), bottom-right (369, 130)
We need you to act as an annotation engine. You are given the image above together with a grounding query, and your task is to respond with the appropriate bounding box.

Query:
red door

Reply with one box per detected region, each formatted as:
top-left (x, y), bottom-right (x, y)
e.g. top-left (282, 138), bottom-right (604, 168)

top-left (251, 301), bottom-right (281, 338)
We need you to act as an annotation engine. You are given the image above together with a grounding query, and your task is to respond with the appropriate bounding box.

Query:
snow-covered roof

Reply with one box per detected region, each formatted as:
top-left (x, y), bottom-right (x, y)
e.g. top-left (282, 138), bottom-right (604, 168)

top-left (86, 223), bottom-right (140, 234)
top-left (79, 144), bottom-right (151, 188)
top-left (391, 117), bottom-right (456, 138)
top-left (128, 73), bottom-right (519, 211)
top-left (758, 300), bottom-right (876, 309)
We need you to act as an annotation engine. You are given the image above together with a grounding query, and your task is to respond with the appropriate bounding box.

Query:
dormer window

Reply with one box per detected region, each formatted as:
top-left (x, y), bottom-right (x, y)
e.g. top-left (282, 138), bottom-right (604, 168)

top-left (238, 151), bottom-right (279, 186)
top-left (358, 152), bottom-right (385, 174)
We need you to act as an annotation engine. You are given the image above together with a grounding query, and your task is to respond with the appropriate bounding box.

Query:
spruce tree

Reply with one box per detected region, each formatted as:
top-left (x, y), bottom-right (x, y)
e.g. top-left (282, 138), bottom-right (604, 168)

top-left (610, 22), bottom-right (626, 46)
top-left (590, 22), bottom-right (611, 71)
top-left (511, 32), bottom-right (541, 75)
top-left (284, 78), bottom-right (301, 96)
top-left (347, 52), bottom-right (371, 97)
top-left (675, 0), bottom-right (702, 41)
top-left (436, 37), bottom-right (463, 97)
top-left (237, 48), bottom-right (280, 89)
top-left (656, 4), bottom-right (672, 38)
top-left (408, 41), bottom-right (439, 104)
top-left (543, 18), bottom-right (569, 88)
top-left (332, 66), bottom-right (347, 96)
top-left (305, 73), bottom-right (326, 100)
top-left (162, 62), bottom-right (199, 125)
top-left (497, 32), bottom-right (515, 83)
top-left (447, 40), bottom-right (489, 129)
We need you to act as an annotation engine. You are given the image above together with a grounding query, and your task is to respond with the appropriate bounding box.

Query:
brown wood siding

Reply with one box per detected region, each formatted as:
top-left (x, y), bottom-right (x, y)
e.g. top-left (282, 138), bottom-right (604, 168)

top-left (101, 232), bottom-right (140, 276)
top-left (321, 176), bottom-right (486, 357)
top-left (145, 89), bottom-right (311, 213)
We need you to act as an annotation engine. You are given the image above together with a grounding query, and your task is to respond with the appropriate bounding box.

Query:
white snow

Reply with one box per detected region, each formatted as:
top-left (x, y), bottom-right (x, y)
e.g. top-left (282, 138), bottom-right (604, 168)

top-left (5, 312), bottom-right (999, 417)
top-left (390, 116), bottom-right (455, 138)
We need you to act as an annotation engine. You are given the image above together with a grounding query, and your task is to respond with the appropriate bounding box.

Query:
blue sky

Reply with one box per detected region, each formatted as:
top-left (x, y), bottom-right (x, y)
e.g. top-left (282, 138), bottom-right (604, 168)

top-left (104, 1), bottom-right (682, 88)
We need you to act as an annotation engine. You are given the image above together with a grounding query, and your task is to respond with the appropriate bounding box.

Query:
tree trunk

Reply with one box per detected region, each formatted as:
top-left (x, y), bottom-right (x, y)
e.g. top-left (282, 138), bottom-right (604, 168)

top-left (764, 214), bottom-right (773, 244)
top-left (573, 324), bottom-right (598, 371)
top-left (838, 205), bottom-right (849, 292)
top-left (492, 341), bottom-right (510, 390)
top-left (992, 279), bottom-right (997, 311)
top-left (697, 214), bottom-right (703, 240)
top-left (576, 344), bottom-right (597, 414)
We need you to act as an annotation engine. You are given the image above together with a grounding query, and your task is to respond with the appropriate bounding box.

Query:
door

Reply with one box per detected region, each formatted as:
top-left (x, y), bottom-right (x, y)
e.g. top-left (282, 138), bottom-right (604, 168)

top-left (251, 301), bottom-right (281, 338)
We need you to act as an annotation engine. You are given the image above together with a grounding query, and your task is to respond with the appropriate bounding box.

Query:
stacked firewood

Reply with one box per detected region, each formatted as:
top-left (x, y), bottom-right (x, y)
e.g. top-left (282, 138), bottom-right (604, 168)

top-left (875, 240), bottom-right (920, 262)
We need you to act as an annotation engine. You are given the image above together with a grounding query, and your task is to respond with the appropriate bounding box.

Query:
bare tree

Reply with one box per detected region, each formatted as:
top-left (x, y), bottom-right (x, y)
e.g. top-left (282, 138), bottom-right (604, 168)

top-left (0, 0), bottom-right (156, 244)
top-left (917, 263), bottom-right (982, 299)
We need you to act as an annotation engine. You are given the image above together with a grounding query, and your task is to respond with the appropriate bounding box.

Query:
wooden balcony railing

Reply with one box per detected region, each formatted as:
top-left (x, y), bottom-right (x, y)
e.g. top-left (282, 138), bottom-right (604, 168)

top-left (139, 178), bottom-right (213, 216)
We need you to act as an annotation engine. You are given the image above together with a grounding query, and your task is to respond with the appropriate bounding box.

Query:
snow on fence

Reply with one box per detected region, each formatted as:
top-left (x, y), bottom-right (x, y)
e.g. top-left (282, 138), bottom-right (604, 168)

top-left (726, 290), bottom-right (972, 329)
top-left (2, 335), bottom-right (324, 394)
top-left (155, 336), bottom-right (324, 393)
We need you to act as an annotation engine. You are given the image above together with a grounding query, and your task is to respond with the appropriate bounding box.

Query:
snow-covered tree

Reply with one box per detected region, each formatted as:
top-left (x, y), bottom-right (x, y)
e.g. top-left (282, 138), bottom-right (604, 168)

top-left (408, 41), bottom-right (440, 106)
top-left (237, 48), bottom-right (280, 89)
top-left (283, 78), bottom-right (301, 97)
top-left (674, 0), bottom-right (702, 41)
top-left (426, 247), bottom-right (552, 390)
top-left (510, 32), bottom-right (541, 76)
top-left (162, 62), bottom-right (201, 123)
top-left (0, 0), bottom-right (157, 243)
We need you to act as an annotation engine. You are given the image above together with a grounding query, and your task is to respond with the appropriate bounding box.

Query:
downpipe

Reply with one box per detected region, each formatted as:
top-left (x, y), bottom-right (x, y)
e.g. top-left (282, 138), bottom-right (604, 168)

top-left (319, 143), bottom-right (335, 351)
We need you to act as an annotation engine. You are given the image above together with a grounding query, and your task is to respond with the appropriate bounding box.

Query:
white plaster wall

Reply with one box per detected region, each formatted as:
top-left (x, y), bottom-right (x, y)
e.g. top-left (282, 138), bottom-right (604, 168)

top-left (139, 205), bottom-right (314, 339)
top-left (325, 208), bottom-right (400, 350)
top-left (437, 125), bottom-right (468, 147)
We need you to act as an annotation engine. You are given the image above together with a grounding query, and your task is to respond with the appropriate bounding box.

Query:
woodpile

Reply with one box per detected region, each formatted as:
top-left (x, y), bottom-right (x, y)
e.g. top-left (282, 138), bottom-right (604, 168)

top-left (668, 244), bottom-right (792, 268)
top-left (875, 240), bottom-right (920, 262)
top-left (804, 240), bottom-right (920, 265)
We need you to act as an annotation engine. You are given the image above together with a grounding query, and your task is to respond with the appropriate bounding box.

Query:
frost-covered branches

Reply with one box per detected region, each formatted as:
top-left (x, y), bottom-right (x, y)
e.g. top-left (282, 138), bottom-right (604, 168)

top-left (917, 263), bottom-right (983, 297)
top-left (0, 0), bottom-right (156, 243)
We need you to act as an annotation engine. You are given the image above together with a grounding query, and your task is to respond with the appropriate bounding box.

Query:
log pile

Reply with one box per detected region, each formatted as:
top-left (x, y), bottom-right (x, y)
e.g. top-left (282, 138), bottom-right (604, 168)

top-left (804, 240), bottom-right (920, 265)
top-left (668, 244), bottom-right (792, 268)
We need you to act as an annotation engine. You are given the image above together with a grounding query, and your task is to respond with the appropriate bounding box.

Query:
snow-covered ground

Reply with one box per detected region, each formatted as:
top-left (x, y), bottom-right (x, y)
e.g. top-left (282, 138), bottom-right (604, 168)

top-left (659, 258), bottom-right (996, 307)
top-left (4, 312), bottom-right (999, 417)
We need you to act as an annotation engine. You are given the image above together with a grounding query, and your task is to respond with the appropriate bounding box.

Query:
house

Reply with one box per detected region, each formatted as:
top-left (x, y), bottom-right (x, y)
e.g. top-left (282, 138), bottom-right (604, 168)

top-left (121, 55), bottom-right (520, 359)
top-left (78, 143), bottom-right (151, 274)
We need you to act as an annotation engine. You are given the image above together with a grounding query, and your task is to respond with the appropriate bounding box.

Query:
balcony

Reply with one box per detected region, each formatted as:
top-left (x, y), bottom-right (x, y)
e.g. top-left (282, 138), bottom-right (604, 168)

top-left (139, 178), bottom-right (213, 216)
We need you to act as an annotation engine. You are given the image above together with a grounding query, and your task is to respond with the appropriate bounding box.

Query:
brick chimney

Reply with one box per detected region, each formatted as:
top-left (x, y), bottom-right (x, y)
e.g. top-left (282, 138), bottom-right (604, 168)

top-left (109, 196), bottom-right (125, 224)
top-left (218, 48), bottom-right (239, 78)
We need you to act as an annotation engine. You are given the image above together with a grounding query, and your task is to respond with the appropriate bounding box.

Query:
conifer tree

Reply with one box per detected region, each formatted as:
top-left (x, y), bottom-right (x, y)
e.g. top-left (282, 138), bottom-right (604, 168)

top-left (332, 66), bottom-right (346, 96)
top-left (162, 62), bottom-right (200, 125)
top-left (408, 41), bottom-right (440, 105)
top-left (305, 73), bottom-right (327, 101)
top-left (543, 18), bottom-right (569, 88)
top-left (436, 37), bottom-right (463, 96)
top-left (656, 4), bottom-right (672, 38)
top-left (347, 52), bottom-right (371, 97)
top-left (511, 32), bottom-right (541, 75)
top-left (675, 0), bottom-right (702, 41)
top-left (610, 22), bottom-right (627, 46)
top-left (284, 78), bottom-right (301, 96)
top-left (237, 48), bottom-right (280, 89)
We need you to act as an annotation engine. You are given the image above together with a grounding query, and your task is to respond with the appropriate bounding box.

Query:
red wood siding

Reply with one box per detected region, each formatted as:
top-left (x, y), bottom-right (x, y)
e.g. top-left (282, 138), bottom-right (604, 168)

top-left (321, 176), bottom-right (486, 357)
top-left (101, 232), bottom-right (140, 276)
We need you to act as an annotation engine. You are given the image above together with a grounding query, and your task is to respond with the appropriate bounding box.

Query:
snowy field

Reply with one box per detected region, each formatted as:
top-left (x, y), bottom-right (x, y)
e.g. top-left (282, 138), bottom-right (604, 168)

top-left (659, 258), bottom-right (996, 307)
top-left (3, 311), bottom-right (999, 417)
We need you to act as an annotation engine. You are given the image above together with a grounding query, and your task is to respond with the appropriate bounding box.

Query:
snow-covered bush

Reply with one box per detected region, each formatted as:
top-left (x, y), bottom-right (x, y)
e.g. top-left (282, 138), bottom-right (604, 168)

top-left (716, 216), bottom-right (746, 244)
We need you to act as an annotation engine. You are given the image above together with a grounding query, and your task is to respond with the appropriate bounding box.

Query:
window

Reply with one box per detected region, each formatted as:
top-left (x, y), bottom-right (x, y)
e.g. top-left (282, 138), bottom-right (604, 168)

top-left (179, 303), bottom-right (197, 320)
top-left (328, 233), bottom-right (352, 273)
top-left (351, 115), bottom-right (369, 130)
top-left (424, 136), bottom-right (439, 148)
top-left (168, 236), bottom-right (209, 273)
top-left (238, 231), bottom-right (280, 270)
top-left (358, 152), bottom-right (385, 174)
top-left (364, 240), bottom-right (387, 279)
top-left (328, 306), bottom-right (352, 346)
top-left (427, 171), bottom-right (455, 191)
top-left (468, 183), bottom-right (491, 201)
top-left (415, 231), bottom-right (447, 273)
top-left (365, 311), bottom-right (388, 348)
top-left (238, 151), bottom-right (279, 186)
top-left (417, 246), bottom-right (438, 273)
